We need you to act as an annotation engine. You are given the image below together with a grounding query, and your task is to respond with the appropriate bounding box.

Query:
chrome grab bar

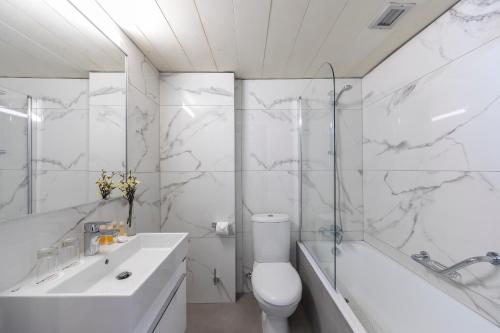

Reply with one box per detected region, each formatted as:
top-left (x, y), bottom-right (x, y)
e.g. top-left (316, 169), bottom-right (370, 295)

top-left (411, 251), bottom-right (500, 280)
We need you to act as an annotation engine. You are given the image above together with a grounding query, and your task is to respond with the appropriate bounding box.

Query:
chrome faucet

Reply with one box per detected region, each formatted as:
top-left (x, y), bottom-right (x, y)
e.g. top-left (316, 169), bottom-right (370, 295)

top-left (83, 222), bottom-right (104, 256)
top-left (412, 251), bottom-right (500, 280)
top-left (319, 225), bottom-right (343, 245)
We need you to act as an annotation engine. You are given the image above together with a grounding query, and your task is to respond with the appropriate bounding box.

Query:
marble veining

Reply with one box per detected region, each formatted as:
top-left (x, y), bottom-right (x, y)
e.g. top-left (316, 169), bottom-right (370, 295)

top-left (0, 172), bottom-right (27, 222)
top-left (364, 35), bottom-right (500, 172)
top-left (160, 73), bottom-right (234, 106)
top-left (160, 105), bottom-right (234, 172)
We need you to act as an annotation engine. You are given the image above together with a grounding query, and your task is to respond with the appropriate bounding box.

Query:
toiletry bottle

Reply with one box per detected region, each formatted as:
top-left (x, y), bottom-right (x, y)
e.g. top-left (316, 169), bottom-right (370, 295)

top-left (99, 224), bottom-right (106, 246)
top-left (105, 225), bottom-right (114, 245)
top-left (119, 221), bottom-right (125, 237)
top-left (111, 221), bottom-right (117, 243)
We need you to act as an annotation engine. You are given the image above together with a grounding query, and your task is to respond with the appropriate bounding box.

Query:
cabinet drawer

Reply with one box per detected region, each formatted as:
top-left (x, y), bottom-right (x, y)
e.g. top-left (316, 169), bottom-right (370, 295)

top-left (153, 277), bottom-right (186, 333)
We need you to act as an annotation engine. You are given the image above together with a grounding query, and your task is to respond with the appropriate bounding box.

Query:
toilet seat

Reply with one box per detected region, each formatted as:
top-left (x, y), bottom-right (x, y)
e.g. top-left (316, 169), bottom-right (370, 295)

top-left (252, 262), bottom-right (302, 307)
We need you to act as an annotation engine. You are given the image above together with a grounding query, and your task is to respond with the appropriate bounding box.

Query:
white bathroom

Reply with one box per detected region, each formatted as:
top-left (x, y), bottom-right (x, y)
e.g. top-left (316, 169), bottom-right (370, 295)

top-left (0, 0), bottom-right (499, 332)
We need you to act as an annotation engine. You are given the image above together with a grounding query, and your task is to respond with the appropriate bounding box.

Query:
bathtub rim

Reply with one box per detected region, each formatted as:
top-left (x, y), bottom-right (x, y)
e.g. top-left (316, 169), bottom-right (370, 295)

top-left (298, 241), bottom-right (368, 333)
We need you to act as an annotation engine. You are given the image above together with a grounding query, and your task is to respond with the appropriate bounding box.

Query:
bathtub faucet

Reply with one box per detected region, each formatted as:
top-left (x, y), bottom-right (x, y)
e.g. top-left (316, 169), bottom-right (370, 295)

top-left (411, 250), bottom-right (500, 280)
top-left (318, 225), bottom-right (343, 245)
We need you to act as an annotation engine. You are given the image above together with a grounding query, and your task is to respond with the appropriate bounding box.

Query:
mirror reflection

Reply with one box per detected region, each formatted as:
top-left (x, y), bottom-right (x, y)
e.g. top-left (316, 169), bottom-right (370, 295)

top-left (0, 0), bottom-right (126, 221)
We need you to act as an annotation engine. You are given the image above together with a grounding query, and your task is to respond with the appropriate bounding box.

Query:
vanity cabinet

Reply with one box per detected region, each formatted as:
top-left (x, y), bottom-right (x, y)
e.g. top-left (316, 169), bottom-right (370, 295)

top-left (0, 233), bottom-right (188, 333)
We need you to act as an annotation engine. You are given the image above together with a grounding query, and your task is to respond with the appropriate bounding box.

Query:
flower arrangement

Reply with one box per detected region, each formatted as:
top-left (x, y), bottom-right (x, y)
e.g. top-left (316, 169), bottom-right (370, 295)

top-left (95, 170), bottom-right (140, 234)
top-left (96, 169), bottom-right (116, 200)
top-left (117, 171), bottom-right (140, 230)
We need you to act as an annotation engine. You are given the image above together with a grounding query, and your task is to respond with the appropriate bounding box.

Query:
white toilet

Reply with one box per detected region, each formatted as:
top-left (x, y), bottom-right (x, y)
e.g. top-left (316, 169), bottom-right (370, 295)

top-left (251, 213), bottom-right (302, 333)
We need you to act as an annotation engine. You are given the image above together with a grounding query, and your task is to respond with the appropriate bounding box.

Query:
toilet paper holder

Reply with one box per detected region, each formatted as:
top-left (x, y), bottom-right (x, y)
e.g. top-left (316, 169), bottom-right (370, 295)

top-left (210, 221), bottom-right (232, 234)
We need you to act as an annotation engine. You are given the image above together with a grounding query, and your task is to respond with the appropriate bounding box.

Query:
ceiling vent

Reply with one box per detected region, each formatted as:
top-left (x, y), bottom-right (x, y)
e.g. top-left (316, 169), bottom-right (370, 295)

top-left (370, 3), bottom-right (415, 29)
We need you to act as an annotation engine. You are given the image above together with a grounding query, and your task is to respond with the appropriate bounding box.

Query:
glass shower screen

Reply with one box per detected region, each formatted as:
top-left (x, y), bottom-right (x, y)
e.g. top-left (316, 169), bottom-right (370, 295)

top-left (299, 62), bottom-right (338, 288)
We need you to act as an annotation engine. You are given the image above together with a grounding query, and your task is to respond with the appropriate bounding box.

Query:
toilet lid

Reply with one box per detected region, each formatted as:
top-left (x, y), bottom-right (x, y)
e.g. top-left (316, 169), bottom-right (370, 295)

top-left (252, 263), bottom-right (302, 306)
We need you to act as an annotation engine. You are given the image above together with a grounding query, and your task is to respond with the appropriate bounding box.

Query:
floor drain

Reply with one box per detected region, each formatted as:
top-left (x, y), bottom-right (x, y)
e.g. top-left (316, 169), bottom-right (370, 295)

top-left (116, 271), bottom-right (132, 280)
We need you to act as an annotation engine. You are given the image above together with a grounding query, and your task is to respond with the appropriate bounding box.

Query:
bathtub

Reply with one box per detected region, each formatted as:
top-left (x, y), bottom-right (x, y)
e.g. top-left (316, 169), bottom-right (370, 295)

top-left (298, 241), bottom-right (500, 333)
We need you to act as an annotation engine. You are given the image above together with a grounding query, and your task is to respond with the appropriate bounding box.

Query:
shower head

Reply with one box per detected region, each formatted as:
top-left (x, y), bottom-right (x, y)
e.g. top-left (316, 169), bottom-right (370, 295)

top-left (335, 84), bottom-right (353, 106)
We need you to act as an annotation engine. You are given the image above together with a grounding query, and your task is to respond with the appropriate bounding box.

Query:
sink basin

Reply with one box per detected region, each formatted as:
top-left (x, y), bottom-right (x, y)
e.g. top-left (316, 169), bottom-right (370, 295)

top-left (0, 233), bottom-right (188, 333)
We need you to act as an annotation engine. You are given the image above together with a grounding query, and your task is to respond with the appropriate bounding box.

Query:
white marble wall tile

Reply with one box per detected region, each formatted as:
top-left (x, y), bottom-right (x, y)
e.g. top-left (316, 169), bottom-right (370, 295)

top-left (32, 108), bottom-right (88, 171)
top-left (32, 171), bottom-right (88, 214)
top-left (241, 79), bottom-right (361, 111)
top-left (142, 59), bottom-right (160, 104)
top-left (362, 0), bottom-right (500, 325)
top-left (89, 105), bottom-right (126, 172)
top-left (300, 230), bottom-right (364, 242)
top-left (160, 172), bottom-right (235, 237)
top-left (337, 109), bottom-right (363, 171)
top-left (235, 171), bottom-right (243, 232)
top-left (364, 37), bottom-right (500, 172)
top-left (159, 72), bottom-right (234, 303)
top-left (127, 48), bottom-right (160, 103)
top-left (0, 112), bottom-right (27, 170)
top-left (301, 170), bottom-right (363, 233)
top-left (160, 105), bottom-right (234, 172)
top-left (337, 170), bottom-right (363, 232)
top-left (236, 232), bottom-right (244, 292)
top-left (187, 237), bottom-right (236, 303)
top-left (241, 108), bottom-right (299, 171)
top-left (0, 78), bottom-right (88, 109)
top-left (301, 107), bottom-right (362, 171)
top-left (364, 170), bottom-right (500, 318)
top-left (0, 170), bottom-right (28, 221)
top-left (160, 73), bottom-right (234, 106)
top-left (363, 0), bottom-right (500, 106)
top-left (241, 79), bottom-right (304, 110)
top-left (89, 72), bottom-right (126, 106)
top-left (301, 108), bottom-right (332, 171)
top-left (235, 110), bottom-right (243, 172)
top-left (301, 78), bottom-right (362, 110)
top-left (0, 86), bottom-right (29, 109)
top-left (128, 85), bottom-right (160, 173)
top-left (242, 171), bottom-right (300, 232)
top-left (133, 172), bottom-right (160, 233)
top-left (242, 231), bottom-right (253, 292)
top-left (234, 79), bottom-right (243, 110)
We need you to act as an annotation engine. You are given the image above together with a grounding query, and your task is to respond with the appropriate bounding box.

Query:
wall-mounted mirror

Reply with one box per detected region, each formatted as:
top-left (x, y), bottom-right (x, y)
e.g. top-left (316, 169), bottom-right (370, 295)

top-left (0, 0), bottom-right (126, 222)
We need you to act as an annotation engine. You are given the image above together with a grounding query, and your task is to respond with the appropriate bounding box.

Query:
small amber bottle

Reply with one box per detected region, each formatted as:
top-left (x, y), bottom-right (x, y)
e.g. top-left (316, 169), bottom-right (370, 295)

top-left (105, 225), bottom-right (114, 245)
top-left (119, 221), bottom-right (126, 237)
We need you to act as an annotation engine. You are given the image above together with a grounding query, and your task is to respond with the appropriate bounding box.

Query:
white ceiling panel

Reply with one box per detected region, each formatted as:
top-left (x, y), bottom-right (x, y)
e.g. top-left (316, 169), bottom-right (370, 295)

top-left (156, 0), bottom-right (216, 71)
top-left (283, 0), bottom-right (348, 78)
top-left (0, 0), bottom-right (124, 78)
top-left (261, 0), bottom-right (310, 78)
top-left (4, 0), bottom-right (458, 79)
top-left (96, 0), bottom-right (190, 71)
top-left (304, 0), bottom-right (388, 78)
top-left (194, 0), bottom-right (238, 72)
top-left (233, 0), bottom-right (272, 78)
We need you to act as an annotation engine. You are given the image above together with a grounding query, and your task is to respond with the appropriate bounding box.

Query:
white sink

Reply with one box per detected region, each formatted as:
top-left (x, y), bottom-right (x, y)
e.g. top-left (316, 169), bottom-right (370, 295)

top-left (0, 233), bottom-right (188, 333)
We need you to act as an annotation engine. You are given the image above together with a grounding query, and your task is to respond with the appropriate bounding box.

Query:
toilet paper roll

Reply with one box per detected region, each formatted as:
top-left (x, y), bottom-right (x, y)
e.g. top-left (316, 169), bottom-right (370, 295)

top-left (215, 221), bottom-right (230, 235)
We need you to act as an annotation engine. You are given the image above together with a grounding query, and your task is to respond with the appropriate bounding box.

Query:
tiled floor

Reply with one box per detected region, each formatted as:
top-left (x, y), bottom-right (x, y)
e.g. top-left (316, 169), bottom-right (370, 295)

top-left (187, 293), bottom-right (312, 333)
